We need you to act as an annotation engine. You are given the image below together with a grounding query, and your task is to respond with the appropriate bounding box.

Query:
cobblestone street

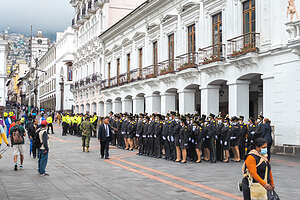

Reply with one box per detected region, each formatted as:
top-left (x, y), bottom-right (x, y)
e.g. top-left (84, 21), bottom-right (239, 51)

top-left (0, 125), bottom-right (299, 200)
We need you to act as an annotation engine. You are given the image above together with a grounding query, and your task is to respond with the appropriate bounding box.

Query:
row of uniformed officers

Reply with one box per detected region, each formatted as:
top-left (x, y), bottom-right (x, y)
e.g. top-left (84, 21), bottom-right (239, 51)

top-left (108, 112), bottom-right (270, 163)
top-left (62, 111), bottom-right (271, 163)
top-left (61, 113), bottom-right (98, 137)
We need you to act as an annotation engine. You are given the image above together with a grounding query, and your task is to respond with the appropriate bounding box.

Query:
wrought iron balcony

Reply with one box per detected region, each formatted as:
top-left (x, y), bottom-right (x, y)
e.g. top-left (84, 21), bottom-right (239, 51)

top-left (100, 79), bottom-right (109, 89)
top-left (176, 52), bottom-right (198, 71)
top-left (75, 81), bottom-right (79, 88)
top-left (128, 69), bottom-right (141, 82)
top-left (118, 73), bottom-right (128, 86)
top-left (88, 0), bottom-right (97, 13)
top-left (72, 18), bottom-right (80, 29)
top-left (80, 79), bottom-right (85, 86)
top-left (158, 59), bottom-right (177, 76)
top-left (109, 76), bottom-right (118, 88)
top-left (86, 76), bottom-right (91, 84)
top-left (142, 65), bottom-right (157, 79)
top-left (77, 15), bottom-right (85, 24)
top-left (227, 33), bottom-right (260, 58)
top-left (199, 44), bottom-right (225, 65)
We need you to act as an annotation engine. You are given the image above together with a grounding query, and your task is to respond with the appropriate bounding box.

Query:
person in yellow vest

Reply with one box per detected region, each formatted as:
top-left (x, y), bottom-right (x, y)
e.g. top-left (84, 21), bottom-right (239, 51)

top-left (69, 114), bottom-right (74, 135)
top-left (90, 113), bottom-right (98, 137)
top-left (46, 115), bottom-right (54, 134)
top-left (66, 114), bottom-right (71, 135)
top-left (62, 114), bottom-right (67, 136)
top-left (72, 114), bottom-right (78, 136)
top-left (77, 114), bottom-right (83, 136)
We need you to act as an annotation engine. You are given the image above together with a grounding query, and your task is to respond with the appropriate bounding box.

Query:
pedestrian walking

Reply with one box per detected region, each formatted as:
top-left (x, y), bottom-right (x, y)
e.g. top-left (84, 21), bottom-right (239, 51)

top-left (27, 118), bottom-right (39, 159)
top-left (38, 120), bottom-right (49, 176)
top-left (10, 119), bottom-right (26, 171)
top-left (98, 116), bottom-right (112, 159)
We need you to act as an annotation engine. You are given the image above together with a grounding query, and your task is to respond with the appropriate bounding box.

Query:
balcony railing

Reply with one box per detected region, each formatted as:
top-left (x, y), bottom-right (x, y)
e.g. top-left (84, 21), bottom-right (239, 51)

top-left (100, 79), bottom-right (108, 89)
top-left (86, 76), bottom-right (91, 84)
top-left (109, 76), bottom-right (118, 87)
top-left (80, 79), bottom-right (85, 86)
top-left (175, 52), bottom-right (198, 71)
top-left (142, 65), bottom-right (157, 79)
top-left (199, 44), bottom-right (225, 65)
top-left (118, 73), bottom-right (128, 86)
top-left (227, 32), bottom-right (260, 58)
top-left (128, 69), bottom-right (140, 82)
top-left (158, 59), bottom-right (177, 76)
top-left (88, 0), bottom-right (97, 13)
top-left (75, 82), bottom-right (79, 88)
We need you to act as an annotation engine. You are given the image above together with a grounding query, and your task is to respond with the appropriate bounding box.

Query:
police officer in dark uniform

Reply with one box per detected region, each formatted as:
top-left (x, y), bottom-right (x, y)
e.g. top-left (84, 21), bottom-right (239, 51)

top-left (153, 114), bottom-right (163, 158)
top-left (142, 116), bottom-right (150, 155)
top-left (136, 114), bottom-right (144, 155)
top-left (162, 115), bottom-right (170, 160)
top-left (239, 116), bottom-right (248, 160)
top-left (216, 114), bottom-right (224, 161)
top-left (230, 116), bottom-right (242, 162)
top-left (221, 116), bottom-right (231, 162)
top-left (168, 112), bottom-right (178, 161)
top-left (121, 114), bottom-right (129, 150)
top-left (247, 117), bottom-right (257, 153)
top-left (147, 114), bottom-right (156, 156)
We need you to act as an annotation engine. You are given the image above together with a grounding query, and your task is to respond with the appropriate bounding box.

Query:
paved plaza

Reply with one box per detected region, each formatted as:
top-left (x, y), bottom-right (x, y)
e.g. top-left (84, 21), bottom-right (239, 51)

top-left (0, 125), bottom-right (299, 200)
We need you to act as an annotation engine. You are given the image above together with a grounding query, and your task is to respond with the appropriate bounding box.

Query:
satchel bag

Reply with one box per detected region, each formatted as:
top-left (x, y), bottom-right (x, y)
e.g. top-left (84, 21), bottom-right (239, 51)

top-left (249, 162), bottom-right (268, 200)
top-left (267, 190), bottom-right (280, 200)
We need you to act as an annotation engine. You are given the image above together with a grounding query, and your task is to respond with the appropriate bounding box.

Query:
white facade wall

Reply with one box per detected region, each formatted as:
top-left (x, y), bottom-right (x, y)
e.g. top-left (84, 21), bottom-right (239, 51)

top-left (71, 0), bottom-right (300, 146)
top-left (0, 39), bottom-right (8, 107)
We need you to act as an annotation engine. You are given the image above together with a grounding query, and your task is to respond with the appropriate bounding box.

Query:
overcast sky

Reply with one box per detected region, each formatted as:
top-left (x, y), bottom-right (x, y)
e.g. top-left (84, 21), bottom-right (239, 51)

top-left (0, 0), bottom-right (74, 38)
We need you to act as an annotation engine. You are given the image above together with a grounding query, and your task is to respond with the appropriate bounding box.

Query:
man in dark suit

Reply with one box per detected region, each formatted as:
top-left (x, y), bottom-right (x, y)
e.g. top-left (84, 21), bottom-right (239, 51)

top-left (98, 116), bottom-right (112, 159)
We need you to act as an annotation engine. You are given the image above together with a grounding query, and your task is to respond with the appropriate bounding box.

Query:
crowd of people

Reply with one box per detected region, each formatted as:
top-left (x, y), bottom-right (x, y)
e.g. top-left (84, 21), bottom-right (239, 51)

top-left (0, 110), bottom-right (50, 176)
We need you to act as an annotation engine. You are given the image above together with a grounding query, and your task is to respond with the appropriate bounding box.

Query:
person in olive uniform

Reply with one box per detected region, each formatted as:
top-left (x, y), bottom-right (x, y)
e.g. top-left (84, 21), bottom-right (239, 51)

top-left (80, 116), bottom-right (93, 152)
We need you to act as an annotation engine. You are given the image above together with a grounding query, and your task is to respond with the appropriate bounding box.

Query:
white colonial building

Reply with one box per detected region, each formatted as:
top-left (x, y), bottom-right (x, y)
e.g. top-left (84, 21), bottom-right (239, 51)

top-left (0, 37), bottom-right (8, 108)
top-left (38, 27), bottom-right (75, 112)
top-left (70, 0), bottom-right (300, 147)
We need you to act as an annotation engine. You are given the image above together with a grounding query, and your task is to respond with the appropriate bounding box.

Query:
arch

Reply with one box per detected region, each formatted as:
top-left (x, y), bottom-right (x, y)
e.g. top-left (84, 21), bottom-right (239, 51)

top-left (237, 73), bottom-right (262, 81)
top-left (136, 93), bottom-right (145, 98)
top-left (115, 97), bottom-right (122, 101)
top-left (164, 88), bottom-right (178, 93)
top-left (124, 95), bottom-right (133, 100)
top-left (207, 79), bottom-right (227, 86)
top-left (183, 83), bottom-right (200, 90)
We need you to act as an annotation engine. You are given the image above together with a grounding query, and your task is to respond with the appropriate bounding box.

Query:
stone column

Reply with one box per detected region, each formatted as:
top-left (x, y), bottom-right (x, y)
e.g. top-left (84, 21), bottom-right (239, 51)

top-left (112, 100), bottom-right (122, 114)
top-left (122, 99), bottom-right (133, 114)
top-left (98, 102), bottom-right (104, 117)
top-left (133, 97), bottom-right (145, 114)
top-left (200, 86), bottom-right (219, 115)
top-left (145, 94), bottom-right (161, 114)
top-left (178, 89), bottom-right (196, 114)
top-left (161, 92), bottom-right (176, 115)
top-left (104, 102), bottom-right (112, 116)
top-left (228, 80), bottom-right (250, 119)
top-left (262, 75), bottom-right (274, 118)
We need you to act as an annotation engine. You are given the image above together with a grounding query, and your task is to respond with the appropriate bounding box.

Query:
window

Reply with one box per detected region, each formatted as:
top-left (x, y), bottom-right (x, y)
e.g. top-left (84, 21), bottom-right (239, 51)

top-left (153, 41), bottom-right (158, 75)
top-left (138, 48), bottom-right (143, 77)
top-left (67, 65), bottom-right (73, 81)
top-left (127, 54), bottom-right (130, 80)
top-left (187, 24), bottom-right (196, 53)
top-left (212, 13), bottom-right (222, 56)
top-left (243, 0), bottom-right (256, 48)
top-left (168, 34), bottom-right (175, 69)
top-left (243, 0), bottom-right (255, 34)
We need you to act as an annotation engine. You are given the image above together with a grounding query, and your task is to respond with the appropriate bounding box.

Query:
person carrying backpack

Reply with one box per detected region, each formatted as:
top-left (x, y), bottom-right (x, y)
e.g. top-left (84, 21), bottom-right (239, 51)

top-left (10, 119), bottom-right (26, 171)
